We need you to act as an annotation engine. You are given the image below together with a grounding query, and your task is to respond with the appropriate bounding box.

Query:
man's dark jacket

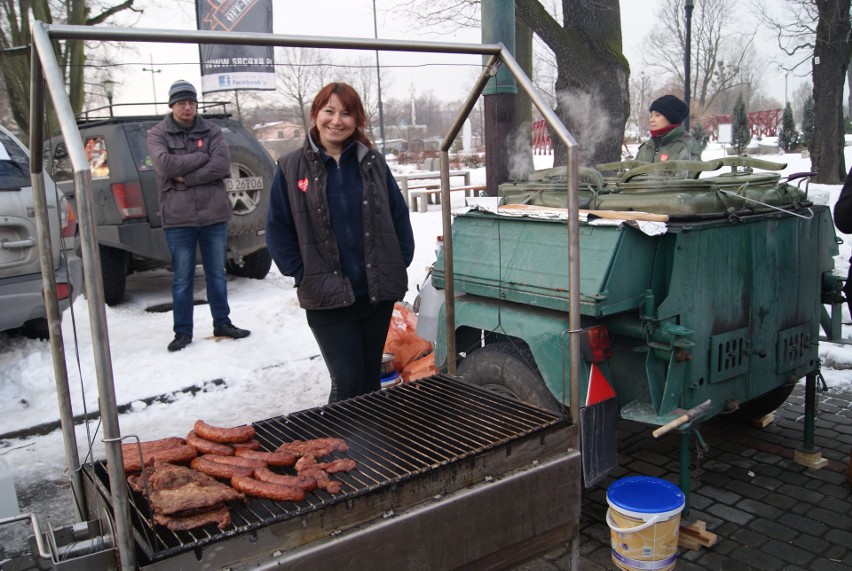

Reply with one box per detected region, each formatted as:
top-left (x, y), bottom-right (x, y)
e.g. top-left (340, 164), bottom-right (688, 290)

top-left (147, 114), bottom-right (231, 228)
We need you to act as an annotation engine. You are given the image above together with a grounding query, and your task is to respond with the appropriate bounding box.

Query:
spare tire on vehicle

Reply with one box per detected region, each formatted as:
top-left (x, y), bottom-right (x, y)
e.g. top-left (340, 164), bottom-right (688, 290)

top-left (225, 146), bottom-right (273, 237)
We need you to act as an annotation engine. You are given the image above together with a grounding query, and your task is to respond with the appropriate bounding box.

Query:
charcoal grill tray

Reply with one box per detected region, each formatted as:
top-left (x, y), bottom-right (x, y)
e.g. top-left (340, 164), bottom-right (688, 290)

top-left (84, 375), bottom-right (572, 566)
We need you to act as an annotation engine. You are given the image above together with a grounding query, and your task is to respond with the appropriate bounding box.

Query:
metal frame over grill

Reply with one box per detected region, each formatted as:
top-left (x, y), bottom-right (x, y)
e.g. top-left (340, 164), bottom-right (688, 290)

top-left (82, 376), bottom-right (580, 569)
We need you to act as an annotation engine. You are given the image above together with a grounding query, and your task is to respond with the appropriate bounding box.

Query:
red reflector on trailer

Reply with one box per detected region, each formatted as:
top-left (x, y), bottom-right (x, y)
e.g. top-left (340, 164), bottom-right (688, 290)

top-left (582, 325), bottom-right (613, 363)
top-left (586, 363), bottom-right (616, 406)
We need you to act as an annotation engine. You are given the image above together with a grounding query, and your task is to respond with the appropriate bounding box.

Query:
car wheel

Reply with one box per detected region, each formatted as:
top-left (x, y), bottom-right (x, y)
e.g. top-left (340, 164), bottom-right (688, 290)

top-left (456, 341), bottom-right (562, 415)
top-left (21, 318), bottom-right (50, 340)
top-left (100, 245), bottom-right (128, 306)
top-left (226, 146), bottom-right (273, 237)
top-left (225, 247), bottom-right (272, 279)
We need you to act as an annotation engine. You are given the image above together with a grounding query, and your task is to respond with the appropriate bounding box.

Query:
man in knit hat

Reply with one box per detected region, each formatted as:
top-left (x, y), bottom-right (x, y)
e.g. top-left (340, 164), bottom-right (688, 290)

top-left (147, 80), bottom-right (251, 352)
top-left (635, 94), bottom-right (702, 165)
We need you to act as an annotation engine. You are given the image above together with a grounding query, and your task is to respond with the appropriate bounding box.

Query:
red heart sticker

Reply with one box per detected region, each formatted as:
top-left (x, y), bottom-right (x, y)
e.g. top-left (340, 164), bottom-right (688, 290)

top-left (297, 177), bottom-right (309, 192)
top-left (660, 153), bottom-right (669, 161)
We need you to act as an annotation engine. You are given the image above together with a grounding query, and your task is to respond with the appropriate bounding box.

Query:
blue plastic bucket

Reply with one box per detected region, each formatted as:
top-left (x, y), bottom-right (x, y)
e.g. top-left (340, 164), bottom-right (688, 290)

top-left (606, 476), bottom-right (685, 571)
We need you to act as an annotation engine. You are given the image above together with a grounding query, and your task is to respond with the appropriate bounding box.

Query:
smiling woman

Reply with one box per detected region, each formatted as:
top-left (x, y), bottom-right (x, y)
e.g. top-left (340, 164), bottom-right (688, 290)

top-left (265, 81), bottom-right (415, 404)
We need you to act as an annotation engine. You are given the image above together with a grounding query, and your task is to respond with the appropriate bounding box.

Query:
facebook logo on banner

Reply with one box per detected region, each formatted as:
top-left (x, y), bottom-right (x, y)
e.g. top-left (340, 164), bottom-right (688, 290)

top-left (218, 75), bottom-right (232, 88)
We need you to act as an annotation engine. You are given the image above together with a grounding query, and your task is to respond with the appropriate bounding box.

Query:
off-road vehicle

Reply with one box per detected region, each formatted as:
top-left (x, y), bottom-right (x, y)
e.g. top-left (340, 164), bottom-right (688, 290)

top-left (44, 103), bottom-right (274, 305)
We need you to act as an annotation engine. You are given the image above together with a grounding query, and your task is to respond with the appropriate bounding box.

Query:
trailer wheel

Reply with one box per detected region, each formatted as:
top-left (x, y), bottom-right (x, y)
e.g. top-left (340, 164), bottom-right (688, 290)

top-left (457, 342), bottom-right (562, 415)
top-left (731, 382), bottom-right (796, 421)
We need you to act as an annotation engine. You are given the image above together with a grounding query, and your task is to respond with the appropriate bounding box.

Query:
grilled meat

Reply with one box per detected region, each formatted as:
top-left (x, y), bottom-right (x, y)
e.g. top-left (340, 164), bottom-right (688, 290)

top-left (253, 467), bottom-right (318, 492)
top-left (123, 442), bottom-right (197, 473)
top-left (235, 447), bottom-right (296, 466)
top-left (317, 458), bottom-right (357, 473)
top-left (231, 475), bottom-right (306, 502)
top-left (153, 505), bottom-right (231, 531)
top-left (194, 420), bottom-right (256, 443)
top-left (276, 437), bottom-right (348, 458)
top-left (192, 455), bottom-right (255, 479)
top-left (187, 430), bottom-right (235, 456)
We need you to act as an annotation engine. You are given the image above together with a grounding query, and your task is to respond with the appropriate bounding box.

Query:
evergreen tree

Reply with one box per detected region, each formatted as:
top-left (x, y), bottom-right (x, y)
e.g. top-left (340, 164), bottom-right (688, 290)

top-left (778, 103), bottom-right (799, 153)
top-left (731, 95), bottom-right (752, 155)
top-left (801, 96), bottom-right (815, 153)
top-left (690, 122), bottom-right (710, 152)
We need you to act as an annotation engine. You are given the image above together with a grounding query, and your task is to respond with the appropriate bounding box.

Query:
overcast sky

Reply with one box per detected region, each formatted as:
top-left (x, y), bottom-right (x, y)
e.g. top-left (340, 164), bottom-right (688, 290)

top-left (101, 0), bottom-right (802, 111)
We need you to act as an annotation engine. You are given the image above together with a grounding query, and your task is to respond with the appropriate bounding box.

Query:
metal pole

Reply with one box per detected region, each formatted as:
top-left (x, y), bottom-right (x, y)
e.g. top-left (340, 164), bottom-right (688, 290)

top-left (372, 0), bottom-right (386, 154)
top-left (31, 22), bottom-right (137, 570)
top-left (684, 0), bottom-right (694, 131)
top-left (28, 47), bottom-right (87, 524)
top-left (142, 54), bottom-right (162, 114)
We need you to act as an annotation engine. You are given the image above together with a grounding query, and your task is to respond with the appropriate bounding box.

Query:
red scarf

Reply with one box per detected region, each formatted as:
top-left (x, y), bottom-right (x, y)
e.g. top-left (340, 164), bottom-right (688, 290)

top-left (650, 123), bottom-right (680, 138)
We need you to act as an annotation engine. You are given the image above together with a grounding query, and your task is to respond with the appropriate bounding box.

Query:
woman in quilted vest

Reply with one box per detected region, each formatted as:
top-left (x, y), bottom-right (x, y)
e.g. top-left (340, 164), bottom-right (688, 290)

top-left (266, 82), bottom-right (415, 403)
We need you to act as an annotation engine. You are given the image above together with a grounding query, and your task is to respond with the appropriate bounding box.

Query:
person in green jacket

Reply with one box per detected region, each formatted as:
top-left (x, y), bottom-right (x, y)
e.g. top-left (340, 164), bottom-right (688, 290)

top-left (635, 95), bottom-right (702, 164)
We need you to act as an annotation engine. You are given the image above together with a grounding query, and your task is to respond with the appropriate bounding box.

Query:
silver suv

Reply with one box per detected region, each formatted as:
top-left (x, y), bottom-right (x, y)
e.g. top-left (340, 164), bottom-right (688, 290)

top-left (44, 104), bottom-right (274, 305)
top-left (0, 124), bottom-right (82, 338)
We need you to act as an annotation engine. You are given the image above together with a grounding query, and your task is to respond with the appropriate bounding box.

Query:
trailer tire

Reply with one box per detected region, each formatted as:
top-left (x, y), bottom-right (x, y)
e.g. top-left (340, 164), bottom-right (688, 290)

top-left (731, 382), bottom-right (796, 421)
top-left (457, 342), bottom-right (562, 415)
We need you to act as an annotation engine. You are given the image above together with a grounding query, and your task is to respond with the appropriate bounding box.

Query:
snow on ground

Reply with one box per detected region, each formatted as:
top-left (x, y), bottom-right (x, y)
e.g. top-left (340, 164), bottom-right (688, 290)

top-left (0, 144), bottom-right (850, 545)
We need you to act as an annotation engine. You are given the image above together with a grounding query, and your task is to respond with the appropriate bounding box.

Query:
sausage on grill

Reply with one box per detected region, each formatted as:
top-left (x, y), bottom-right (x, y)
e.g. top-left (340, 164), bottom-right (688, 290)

top-left (231, 475), bottom-right (306, 502)
top-left (201, 454), bottom-right (267, 469)
top-left (253, 467), bottom-right (318, 492)
top-left (191, 456), bottom-right (255, 479)
top-left (235, 447), bottom-right (296, 467)
top-left (193, 420), bottom-right (256, 444)
top-left (186, 431), bottom-right (235, 456)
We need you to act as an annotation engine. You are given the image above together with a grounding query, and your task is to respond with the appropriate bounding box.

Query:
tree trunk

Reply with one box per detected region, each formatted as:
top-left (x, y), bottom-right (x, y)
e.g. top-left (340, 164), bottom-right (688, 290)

top-left (811, 0), bottom-right (851, 184)
top-left (516, 0), bottom-right (629, 168)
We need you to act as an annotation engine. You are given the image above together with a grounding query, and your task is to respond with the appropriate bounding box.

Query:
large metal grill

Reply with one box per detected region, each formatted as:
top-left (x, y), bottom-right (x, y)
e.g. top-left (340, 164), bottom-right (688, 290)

top-left (82, 375), bottom-right (576, 568)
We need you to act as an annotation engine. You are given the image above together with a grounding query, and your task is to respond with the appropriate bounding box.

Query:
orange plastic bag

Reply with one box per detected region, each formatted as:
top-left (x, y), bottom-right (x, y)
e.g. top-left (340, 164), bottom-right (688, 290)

top-left (384, 303), bottom-right (433, 372)
top-left (401, 353), bottom-right (438, 383)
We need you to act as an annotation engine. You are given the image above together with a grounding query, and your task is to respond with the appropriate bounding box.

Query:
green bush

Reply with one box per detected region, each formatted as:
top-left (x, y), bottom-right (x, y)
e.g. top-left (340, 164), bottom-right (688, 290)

top-left (778, 103), bottom-right (799, 153)
top-left (690, 122), bottom-right (710, 152)
top-left (801, 96), bottom-right (815, 153)
top-left (732, 95), bottom-right (752, 155)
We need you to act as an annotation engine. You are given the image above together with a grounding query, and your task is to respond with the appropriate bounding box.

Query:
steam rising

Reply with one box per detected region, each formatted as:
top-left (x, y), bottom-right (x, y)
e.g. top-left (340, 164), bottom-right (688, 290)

top-left (508, 121), bottom-right (535, 180)
top-left (556, 89), bottom-right (613, 166)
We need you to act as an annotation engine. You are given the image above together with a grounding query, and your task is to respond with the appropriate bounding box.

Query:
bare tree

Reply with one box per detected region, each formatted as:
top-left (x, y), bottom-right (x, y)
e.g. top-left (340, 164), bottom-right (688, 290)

top-left (340, 55), bottom-right (393, 144)
top-left (400, 0), bottom-right (630, 167)
top-left (755, 0), bottom-right (850, 183)
top-left (0, 0), bottom-right (141, 138)
top-left (642, 0), bottom-right (765, 116)
top-left (275, 47), bottom-right (330, 133)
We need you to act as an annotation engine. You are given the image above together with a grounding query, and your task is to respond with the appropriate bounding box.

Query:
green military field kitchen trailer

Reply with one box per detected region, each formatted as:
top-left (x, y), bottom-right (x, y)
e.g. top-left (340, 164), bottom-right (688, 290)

top-left (422, 157), bottom-right (845, 513)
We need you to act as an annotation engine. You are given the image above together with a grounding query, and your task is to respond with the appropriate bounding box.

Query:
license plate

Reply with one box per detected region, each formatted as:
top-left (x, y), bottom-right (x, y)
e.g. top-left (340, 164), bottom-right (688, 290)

top-left (226, 176), bottom-right (263, 192)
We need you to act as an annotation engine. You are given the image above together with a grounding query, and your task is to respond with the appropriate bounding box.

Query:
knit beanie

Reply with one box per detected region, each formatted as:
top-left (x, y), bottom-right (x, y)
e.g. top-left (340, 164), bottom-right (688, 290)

top-left (649, 95), bottom-right (689, 125)
top-left (168, 80), bottom-right (198, 107)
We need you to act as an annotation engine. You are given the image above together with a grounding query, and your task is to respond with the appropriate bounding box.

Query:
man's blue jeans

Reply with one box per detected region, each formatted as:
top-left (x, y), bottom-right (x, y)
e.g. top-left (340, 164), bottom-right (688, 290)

top-left (164, 222), bottom-right (230, 336)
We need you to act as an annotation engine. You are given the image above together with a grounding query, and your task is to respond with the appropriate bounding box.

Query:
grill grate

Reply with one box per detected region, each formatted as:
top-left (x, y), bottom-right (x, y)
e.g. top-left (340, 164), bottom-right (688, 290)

top-left (86, 375), bottom-right (567, 564)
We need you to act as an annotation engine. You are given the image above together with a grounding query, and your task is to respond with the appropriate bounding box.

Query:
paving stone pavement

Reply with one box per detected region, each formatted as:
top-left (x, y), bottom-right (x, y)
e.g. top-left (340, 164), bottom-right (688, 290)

top-left (516, 383), bottom-right (852, 571)
top-left (1, 384), bottom-right (850, 570)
